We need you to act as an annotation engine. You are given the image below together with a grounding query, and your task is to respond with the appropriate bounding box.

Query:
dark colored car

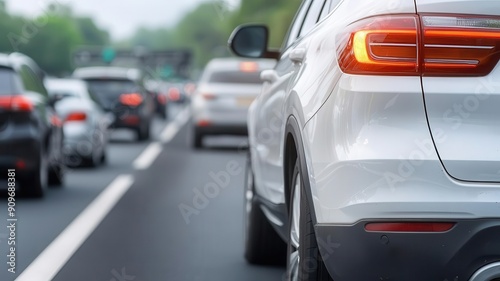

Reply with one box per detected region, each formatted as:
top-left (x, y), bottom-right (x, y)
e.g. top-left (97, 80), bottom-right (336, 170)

top-left (73, 67), bottom-right (155, 141)
top-left (0, 53), bottom-right (65, 197)
top-left (145, 79), bottom-right (169, 119)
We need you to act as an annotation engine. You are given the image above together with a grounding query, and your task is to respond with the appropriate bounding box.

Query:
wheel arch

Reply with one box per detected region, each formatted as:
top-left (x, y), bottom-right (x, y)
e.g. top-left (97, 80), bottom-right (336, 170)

top-left (284, 115), bottom-right (318, 225)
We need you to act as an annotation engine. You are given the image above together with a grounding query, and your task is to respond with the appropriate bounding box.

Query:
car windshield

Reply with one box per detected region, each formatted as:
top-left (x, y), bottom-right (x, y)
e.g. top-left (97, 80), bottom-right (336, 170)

top-left (207, 71), bottom-right (262, 84)
top-left (86, 79), bottom-right (138, 108)
top-left (0, 68), bottom-right (21, 95)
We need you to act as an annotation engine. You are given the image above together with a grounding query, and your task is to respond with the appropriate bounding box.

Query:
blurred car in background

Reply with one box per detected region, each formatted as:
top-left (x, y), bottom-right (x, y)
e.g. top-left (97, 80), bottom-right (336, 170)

top-left (145, 79), bottom-right (169, 119)
top-left (45, 78), bottom-right (110, 167)
top-left (191, 57), bottom-right (275, 148)
top-left (164, 81), bottom-right (189, 104)
top-left (0, 53), bottom-right (64, 197)
top-left (73, 67), bottom-right (155, 141)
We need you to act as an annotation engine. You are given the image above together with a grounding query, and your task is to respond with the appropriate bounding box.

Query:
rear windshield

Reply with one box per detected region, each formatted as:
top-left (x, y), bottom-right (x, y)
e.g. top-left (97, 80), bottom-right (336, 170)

top-left (86, 79), bottom-right (138, 107)
top-left (47, 90), bottom-right (82, 99)
top-left (0, 68), bottom-right (22, 95)
top-left (206, 71), bottom-right (262, 84)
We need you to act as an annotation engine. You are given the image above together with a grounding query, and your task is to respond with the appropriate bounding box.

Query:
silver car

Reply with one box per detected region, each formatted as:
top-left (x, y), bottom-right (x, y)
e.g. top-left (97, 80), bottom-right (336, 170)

top-left (191, 57), bottom-right (276, 148)
top-left (45, 78), bottom-right (110, 167)
top-left (230, 0), bottom-right (500, 280)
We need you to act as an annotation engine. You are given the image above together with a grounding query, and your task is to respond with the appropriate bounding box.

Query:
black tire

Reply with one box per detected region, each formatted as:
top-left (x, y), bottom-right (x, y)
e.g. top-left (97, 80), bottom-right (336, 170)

top-left (100, 149), bottom-right (107, 165)
top-left (244, 156), bottom-right (286, 265)
top-left (159, 107), bottom-right (168, 120)
top-left (288, 161), bottom-right (333, 281)
top-left (48, 162), bottom-right (64, 186)
top-left (23, 149), bottom-right (46, 197)
top-left (81, 153), bottom-right (98, 168)
top-left (192, 128), bottom-right (203, 149)
top-left (137, 122), bottom-right (151, 141)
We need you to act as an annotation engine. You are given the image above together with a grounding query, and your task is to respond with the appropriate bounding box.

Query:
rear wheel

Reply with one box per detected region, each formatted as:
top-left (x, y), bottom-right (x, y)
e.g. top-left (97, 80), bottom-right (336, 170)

top-left (287, 161), bottom-right (333, 281)
top-left (23, 148), bottom-right (47, 197)
top-left (244, 156), bottom-right (286, 265)
top-left (100, 149), bottom-right (107, 165)
top-left (137, 122), bottom-right (151, 141)
top-left (192, 128), bottom-right (203, 149)
top-left (48, 162), bottom-right (64, 186)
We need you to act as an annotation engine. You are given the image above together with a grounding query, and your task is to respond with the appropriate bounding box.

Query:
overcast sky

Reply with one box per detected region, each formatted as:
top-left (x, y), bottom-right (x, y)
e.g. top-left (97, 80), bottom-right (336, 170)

top-left (6, 0), bottom-right (239, 40)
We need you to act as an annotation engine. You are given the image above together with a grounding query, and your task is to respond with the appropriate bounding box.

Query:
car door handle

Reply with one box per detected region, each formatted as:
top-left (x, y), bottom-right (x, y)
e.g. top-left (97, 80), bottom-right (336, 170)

top-left (290, 48), bottom-right (306, 64)
top-left (260, 69), bottom-right (279, 83)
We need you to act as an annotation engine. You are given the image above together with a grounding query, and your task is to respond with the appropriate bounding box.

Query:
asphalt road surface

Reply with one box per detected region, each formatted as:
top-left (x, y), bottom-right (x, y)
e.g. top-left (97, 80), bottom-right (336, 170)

top-left (0, 104), bottom-right (285, 281)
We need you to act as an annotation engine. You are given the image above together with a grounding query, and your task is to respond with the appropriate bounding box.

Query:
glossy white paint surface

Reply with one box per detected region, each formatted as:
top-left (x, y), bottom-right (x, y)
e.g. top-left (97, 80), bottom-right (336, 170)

top-left (248, 0), bottom-right (500, 225)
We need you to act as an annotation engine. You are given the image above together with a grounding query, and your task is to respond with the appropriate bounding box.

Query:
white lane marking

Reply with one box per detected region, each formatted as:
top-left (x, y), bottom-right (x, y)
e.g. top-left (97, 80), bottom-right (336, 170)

top-left (15, 175), bottom-right (135, 281)
top-left (160, 106), bottom-right (191, 144)
top-left (133, 142), bottom-right (163, 170)
top-left (160, 124), bottom-right (179, 143)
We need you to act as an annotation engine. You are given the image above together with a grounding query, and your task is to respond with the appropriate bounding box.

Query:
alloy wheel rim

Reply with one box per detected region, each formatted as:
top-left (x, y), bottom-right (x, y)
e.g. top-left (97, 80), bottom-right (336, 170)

top-left (288, 171), bottom-right (301, 281)
top-left (245, 164), bottom-right (254, 233)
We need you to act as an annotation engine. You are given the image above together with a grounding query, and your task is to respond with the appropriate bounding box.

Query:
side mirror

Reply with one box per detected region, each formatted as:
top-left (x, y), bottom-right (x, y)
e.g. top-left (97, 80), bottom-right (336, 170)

top-left (228, 24), bottom-right (279, 59)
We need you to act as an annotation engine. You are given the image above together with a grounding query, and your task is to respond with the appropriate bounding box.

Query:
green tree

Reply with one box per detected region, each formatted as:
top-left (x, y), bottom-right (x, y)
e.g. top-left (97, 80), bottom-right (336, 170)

top-left (75, 17), bottom-right (110, 46)
top-left (17, 15), bottom-right (84, 76)
top-left (170, 2), bottom-right (230, 67)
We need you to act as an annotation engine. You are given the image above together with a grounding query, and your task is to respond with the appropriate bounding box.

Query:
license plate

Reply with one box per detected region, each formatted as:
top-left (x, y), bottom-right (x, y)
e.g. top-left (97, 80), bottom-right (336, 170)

top-left (237, 97), bottom-right (254, 106)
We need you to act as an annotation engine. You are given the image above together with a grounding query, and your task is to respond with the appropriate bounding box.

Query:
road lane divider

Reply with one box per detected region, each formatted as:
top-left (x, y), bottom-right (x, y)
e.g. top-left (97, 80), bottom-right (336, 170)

top-left (133, 142), bottom-right (163, 170)
top-left (15, 175), bottom-right (135, 281)
top-left (160, 106), bottom-right (190, 144)
top-left (134, 106), bottom-right (190, 170)
top-left (160, 124), bottom-right (179, 144)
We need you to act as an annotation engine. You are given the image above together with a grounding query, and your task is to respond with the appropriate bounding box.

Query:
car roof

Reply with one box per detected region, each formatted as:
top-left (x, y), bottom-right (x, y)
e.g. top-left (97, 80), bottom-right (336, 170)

top-left (45, 78), bottom-right (88, 92)
top-left (73, 67), bottom-right (142, 81)
top-left (0, 53), bottom-right (12, 68)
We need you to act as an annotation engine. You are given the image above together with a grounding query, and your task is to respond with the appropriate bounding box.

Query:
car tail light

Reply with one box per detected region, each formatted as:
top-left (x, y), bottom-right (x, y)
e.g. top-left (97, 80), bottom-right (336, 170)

top-left (65, 112), bottom-right (87, 122)
top-left (16, 159), bottom-right (26, 169)
top-left (157, 94), bottom-right (167, 105)
top-left (365, 222), bottom-right (455, 232)
top-left (168, 88), bottom-right (181, 101)
top-left (201, 93), bottom-right (217, 100)
top-left (0, 95), bottom-right (34, 112)
top-left (120, 93), bottom-right (143, 107)
top-left (240, 61), bottom-right (259, 72)
top-left (197, 120), bottom-right (211, 127)
top-left (337, 15), bottom-right (420, 76)
top-left (422, 15), bottom-right (500, 76)
top-left (337, 14), bottom-right (500, 76)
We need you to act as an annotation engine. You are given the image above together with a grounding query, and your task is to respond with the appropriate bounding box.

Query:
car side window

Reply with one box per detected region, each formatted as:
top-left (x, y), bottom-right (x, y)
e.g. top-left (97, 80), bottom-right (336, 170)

top-left (298, 0), bottom-right (326, 37)
top-left (283, 0), bottom-right (312, 49)
top-left (319, 0), bottom-right (342, 20)
top-left (19, 65), bottom-right (48, 97)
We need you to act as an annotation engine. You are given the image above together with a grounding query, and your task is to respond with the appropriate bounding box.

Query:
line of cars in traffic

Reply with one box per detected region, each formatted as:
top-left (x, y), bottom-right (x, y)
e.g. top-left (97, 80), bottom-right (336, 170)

top-left (0, 52), bottom-right (190, 197)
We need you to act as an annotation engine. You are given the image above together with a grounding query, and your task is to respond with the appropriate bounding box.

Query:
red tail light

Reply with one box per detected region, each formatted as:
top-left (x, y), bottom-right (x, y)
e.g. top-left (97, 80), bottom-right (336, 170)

top-left (422, 15), bottom-right (500, 76)
top-left (201, 93), bottom-right (216, 100)
top-left (338, 15), bottom-right (420, 75)
top-left (0, 95), bottom-right (34, 112)
top-left (120, 93), bottom-right (143, 107)
top-left (65, 112), bottom-right (87, 122)
top-left (365, 222), bottom-right (455, 232)
top-left (168, 88), bottom-right (181, 101)
top-left (157, 94), bottom-right (167, 105)
top-left (338, 14), bottom-right (500, 76)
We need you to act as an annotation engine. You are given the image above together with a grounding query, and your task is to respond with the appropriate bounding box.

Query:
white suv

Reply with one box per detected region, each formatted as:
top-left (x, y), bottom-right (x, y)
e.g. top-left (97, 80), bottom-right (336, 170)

top-left (229, 0), bottom-right (500, 280)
